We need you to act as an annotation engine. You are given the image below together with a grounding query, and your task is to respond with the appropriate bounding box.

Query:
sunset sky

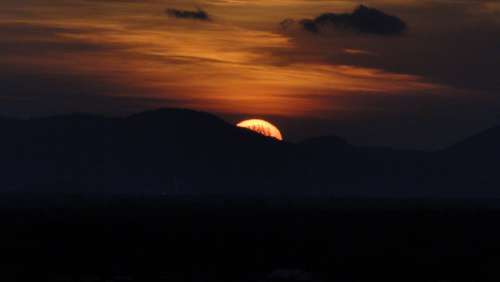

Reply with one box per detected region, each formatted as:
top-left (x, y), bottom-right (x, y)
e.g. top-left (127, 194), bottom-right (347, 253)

top-left (1, 0), bottom-right (500, 148)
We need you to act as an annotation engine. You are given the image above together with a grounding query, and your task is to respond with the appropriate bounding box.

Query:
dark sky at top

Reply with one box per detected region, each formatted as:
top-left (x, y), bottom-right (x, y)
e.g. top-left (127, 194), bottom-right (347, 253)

top-left (1, 0), bottom-right (499, 149)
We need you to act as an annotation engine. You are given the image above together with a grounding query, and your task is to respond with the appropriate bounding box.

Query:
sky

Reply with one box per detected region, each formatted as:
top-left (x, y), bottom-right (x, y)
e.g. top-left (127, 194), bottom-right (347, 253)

top-left (1, 0), bottom-right (500, 149)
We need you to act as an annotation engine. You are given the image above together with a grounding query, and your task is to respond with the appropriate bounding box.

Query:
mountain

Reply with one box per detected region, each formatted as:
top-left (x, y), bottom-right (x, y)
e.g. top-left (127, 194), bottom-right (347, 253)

top-left (436, 125), bottom-right (500, 190)
top-left (445, 125), bottom-right (500, 157)
top-left (0, 108), bottom-right (499, 197)
top-left (0, 109), bottom-right (290, 195)
top-left (300, 136), bottom-right (351, 151)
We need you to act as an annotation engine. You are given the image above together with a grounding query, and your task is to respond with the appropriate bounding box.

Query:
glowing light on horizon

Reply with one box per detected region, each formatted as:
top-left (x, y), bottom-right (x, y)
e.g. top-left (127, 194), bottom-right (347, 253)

top-left (237, 119), bottom-right (283, 140)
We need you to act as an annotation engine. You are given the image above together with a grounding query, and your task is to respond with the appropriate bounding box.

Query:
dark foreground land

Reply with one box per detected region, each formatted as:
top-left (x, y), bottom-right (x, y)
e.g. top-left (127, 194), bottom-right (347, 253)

top-left (3, 109), bottom-right (500, 281)
top-left (2, 195), bottom-right (500, 282)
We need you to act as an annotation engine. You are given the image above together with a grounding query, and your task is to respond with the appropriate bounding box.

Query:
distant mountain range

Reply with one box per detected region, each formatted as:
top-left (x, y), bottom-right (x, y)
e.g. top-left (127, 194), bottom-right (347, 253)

top-left (1, 108), bottom-right (499, 197)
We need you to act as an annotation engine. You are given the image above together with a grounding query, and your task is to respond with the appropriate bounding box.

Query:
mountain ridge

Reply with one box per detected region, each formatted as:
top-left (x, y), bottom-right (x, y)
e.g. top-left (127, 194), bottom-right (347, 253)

top-left (0, 108), bottom-right (498, 196)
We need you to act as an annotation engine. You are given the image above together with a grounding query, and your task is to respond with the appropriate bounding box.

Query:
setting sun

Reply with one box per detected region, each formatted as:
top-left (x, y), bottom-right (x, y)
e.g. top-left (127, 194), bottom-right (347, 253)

top-left (237, 119), bottom-right (283, 141)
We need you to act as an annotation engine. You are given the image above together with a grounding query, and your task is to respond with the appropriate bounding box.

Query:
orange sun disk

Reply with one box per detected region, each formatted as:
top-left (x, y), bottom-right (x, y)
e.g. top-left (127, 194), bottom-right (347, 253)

top-left (237, 119), bottom-right (283, 141)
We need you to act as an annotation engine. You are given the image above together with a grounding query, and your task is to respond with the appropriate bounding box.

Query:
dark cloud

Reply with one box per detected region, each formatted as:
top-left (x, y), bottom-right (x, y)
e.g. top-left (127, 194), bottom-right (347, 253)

top-left (274, 2), bottom-right (500, 93)
top-left (166, 8), bottom-right (209, 21)
top-left (295, 5), bottom-right (407, 35)
top-left (299, 19), bottom-right (318, 33)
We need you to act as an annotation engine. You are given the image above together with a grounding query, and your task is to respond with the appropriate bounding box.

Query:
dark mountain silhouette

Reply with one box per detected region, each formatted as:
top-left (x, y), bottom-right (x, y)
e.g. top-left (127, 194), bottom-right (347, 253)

top-left (2, 108), bottom-right (500, 282)
top-left (300, 135), bottom-right (351, 150)
top-left (0, 109), bottom-right (290, 195)
top-left (0, 108), bottom-right (498, 196)
top-left (446, 125), bottom-right (500, 157)
top-left (434, 125), bottom-right (500, 191)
